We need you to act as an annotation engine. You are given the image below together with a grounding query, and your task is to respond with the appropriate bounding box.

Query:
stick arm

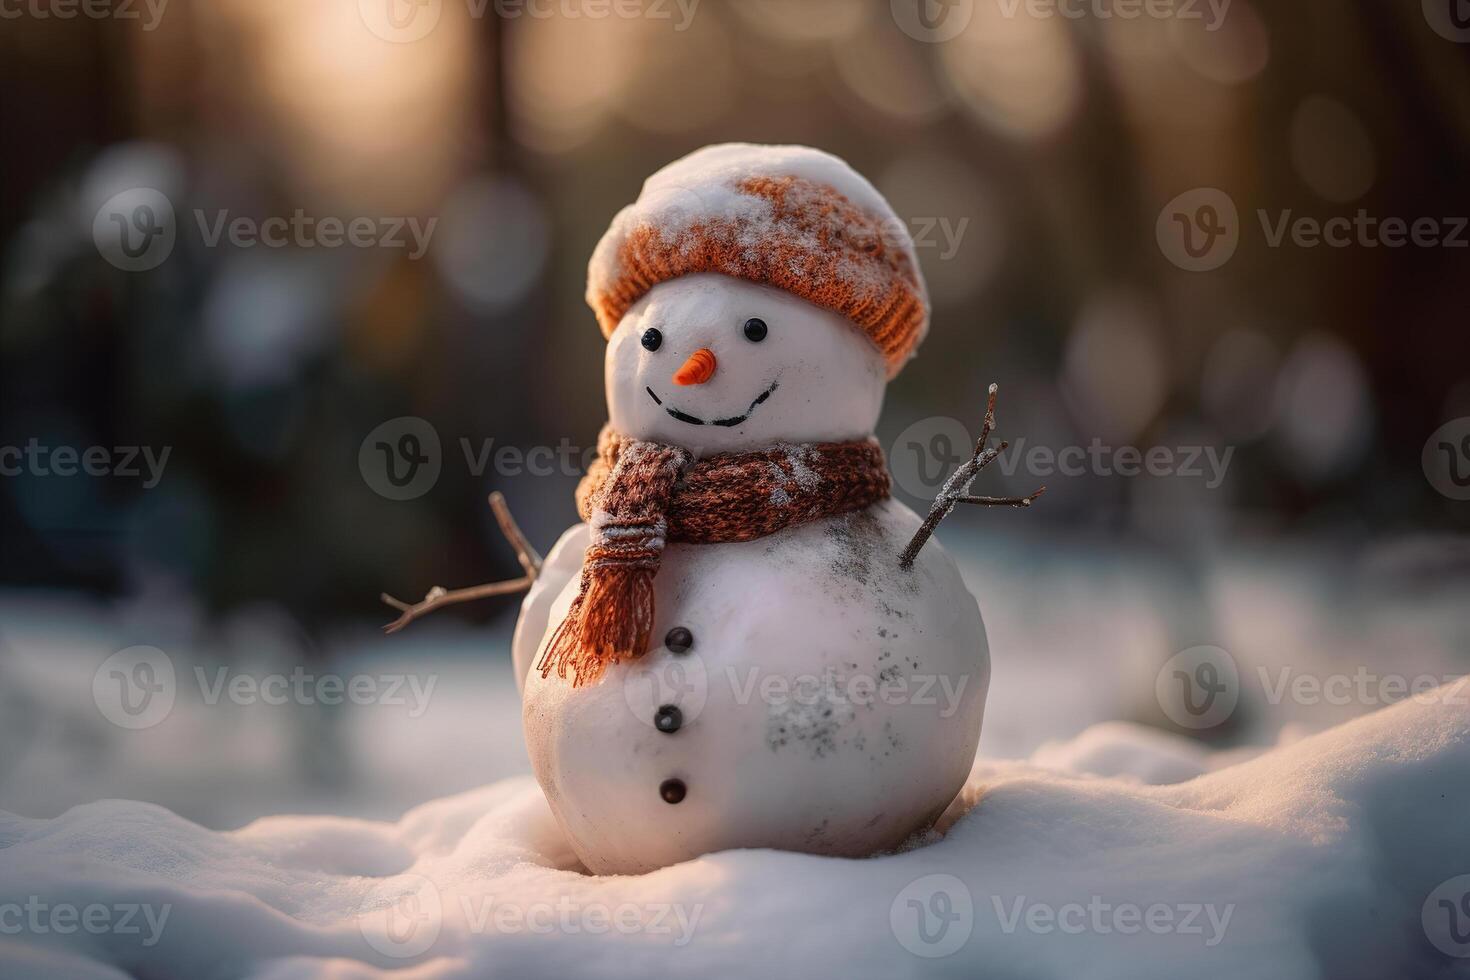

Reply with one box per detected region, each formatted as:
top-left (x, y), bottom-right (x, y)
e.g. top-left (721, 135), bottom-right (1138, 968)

top-left (898, 383), bottom-right (1044, 569)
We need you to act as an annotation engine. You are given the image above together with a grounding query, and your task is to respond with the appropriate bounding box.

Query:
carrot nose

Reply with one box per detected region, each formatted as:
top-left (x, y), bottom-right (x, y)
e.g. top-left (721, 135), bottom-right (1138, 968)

top-left (672, 348), bottom-right (717, 386)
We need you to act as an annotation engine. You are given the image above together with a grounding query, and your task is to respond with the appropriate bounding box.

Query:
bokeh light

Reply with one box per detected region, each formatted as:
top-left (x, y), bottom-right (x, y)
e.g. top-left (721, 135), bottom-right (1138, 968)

top-left (730, 0), bottom-right (869, 45)
top-left (433, 176), bottom-right (550, 314)
top-left (1201, 328), bottom-right (1280, 443)
top-left (832, 18), bottom-right (948, 125)
top-left (878, 153), bottom-right (1005, 307)
top-left (204, 0), bottom-right (473, 212)
top-left (1270, 333), bottom-right (1374, 483)
top-left (1061, 290), bottom-right (1168, 443)
top-left (507, 14), bottom-right (641, 153)
top-left (939, 4), bottom-right (1082, 140)
top-left (1289, 96), bottom-right (1377, 203)
top-left (1168, 1), bottom-right (1271, 86)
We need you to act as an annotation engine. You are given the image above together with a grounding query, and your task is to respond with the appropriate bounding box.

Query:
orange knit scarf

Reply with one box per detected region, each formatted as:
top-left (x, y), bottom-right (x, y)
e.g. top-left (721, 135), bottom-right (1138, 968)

top-left (536, 425), bottom-right (890, 686)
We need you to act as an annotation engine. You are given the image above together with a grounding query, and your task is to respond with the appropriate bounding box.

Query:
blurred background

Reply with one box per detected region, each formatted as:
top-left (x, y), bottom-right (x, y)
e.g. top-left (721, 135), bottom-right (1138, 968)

top-left (2, 0), bottom-right (1468, 829)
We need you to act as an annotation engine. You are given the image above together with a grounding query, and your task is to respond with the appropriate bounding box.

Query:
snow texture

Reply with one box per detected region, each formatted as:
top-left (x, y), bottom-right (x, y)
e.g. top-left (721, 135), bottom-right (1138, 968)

top-left (2, 679), bottom-right (1465, 979)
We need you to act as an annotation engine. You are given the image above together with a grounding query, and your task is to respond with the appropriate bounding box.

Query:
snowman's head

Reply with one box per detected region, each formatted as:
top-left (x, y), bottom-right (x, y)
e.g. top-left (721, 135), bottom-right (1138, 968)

top-left (587, 144), bottom-right (931, 454)
top-left (606, 273), bottom-right (886, 454)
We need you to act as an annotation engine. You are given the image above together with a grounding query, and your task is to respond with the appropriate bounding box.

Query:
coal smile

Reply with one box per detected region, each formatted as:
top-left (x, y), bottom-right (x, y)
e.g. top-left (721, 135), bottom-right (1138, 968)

top-left (645, 380), bottom-right (780, 428)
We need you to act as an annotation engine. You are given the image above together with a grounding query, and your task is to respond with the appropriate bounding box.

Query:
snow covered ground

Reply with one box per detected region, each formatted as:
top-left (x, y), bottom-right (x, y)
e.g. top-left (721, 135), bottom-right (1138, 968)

top-left (1, 527), bottom-right (1467, 976)
top-left (1, 681), bottom-right (1467, 979)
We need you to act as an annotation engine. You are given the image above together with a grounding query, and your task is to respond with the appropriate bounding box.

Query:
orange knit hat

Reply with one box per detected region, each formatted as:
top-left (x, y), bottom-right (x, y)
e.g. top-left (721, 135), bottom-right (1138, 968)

top-left (587, 144), bottom-right (930, 377)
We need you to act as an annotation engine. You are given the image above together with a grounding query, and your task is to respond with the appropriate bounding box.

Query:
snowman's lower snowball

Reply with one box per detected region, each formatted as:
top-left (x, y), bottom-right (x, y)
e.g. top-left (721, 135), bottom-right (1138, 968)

top-left (520, 499), bottom-right (987, 874)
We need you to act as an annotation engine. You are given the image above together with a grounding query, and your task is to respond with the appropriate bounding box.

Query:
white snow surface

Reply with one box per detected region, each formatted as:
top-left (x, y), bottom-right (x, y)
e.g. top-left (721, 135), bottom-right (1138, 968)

top-left (641, 143), bottom-right (905, 231)
top-left (2, 679), bottom-right (1466, 980)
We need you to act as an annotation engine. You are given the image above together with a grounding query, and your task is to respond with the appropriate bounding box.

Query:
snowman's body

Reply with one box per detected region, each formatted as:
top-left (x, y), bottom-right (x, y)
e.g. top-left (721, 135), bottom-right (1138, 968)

top-left (516, 498), bottom-right (986, 875)
top-left (511, 145), bottom-right (990, 875)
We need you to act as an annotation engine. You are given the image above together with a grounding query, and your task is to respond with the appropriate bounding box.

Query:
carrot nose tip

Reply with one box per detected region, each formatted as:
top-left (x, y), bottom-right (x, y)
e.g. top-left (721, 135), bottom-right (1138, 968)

top-left (673, 347), bottom-right (717, 386)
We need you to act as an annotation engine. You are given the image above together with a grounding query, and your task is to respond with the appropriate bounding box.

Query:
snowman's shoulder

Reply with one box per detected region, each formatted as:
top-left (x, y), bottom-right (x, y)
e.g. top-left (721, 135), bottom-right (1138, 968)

top-left (863, 496), bottom-right (927, 536)
top-left (541, 522), bottom-right (592, 569)
top-left (511, 523), bottom-right (589, 694)
top-left (805, 498), bottom-right (943, 560)
top-left (868, 499), bottom-right (974, 598)
top-left (746, 499), bottom-right (971, 600)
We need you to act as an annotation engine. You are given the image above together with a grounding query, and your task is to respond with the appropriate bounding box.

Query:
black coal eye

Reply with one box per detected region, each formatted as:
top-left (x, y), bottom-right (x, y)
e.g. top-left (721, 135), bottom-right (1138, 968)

top-left (743, 317), bottom-right (768, 343)
top-left (641, 328), bottom-right (663, 352)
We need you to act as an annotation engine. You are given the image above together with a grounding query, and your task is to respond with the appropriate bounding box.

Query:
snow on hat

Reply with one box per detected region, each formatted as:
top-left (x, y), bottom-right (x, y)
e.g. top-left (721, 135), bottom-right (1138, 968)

top-left (587, 143), bottom-right (930, 377)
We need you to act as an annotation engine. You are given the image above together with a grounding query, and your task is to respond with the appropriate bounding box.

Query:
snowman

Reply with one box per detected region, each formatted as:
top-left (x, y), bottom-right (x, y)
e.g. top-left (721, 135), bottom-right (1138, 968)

top-left (510, 144), bottom-right (989, 875)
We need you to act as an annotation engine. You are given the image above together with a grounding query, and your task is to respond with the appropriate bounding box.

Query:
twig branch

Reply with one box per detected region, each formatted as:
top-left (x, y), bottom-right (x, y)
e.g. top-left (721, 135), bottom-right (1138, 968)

top-left (955, 489), bottom-right (1046, 508)
top-left (380, 492), bottom-right (543, 634)
top-left (898, 383), bottom-right (1045, 570)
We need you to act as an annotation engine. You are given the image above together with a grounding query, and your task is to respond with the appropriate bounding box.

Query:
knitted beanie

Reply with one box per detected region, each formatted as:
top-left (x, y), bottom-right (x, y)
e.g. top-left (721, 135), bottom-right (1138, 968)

top-left (587, 144), bottom-right (930, 377)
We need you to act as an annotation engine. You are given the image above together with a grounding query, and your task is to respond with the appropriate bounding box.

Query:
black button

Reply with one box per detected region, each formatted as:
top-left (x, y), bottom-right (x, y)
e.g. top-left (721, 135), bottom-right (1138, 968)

top-left (654, 705), bottom-right (683, 733)
top-left (743, 317), bottom-right (768, 343)
top-left (659, 778), bottom-right (687, 804)
top-left (664, 627), bottom-right (693, 654)
top-left (641, 328), bottom-right (663, 351)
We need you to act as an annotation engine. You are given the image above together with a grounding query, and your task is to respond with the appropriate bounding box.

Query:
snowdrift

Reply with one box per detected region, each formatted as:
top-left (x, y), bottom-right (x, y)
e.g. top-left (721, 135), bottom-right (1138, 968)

top-left (1, 678), bottom-right (1466, 979)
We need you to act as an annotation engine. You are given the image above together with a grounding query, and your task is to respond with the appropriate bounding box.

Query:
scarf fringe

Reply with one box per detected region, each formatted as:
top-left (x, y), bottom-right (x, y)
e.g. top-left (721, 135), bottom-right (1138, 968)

top-left (536, 562), bottom-right (657, 687)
